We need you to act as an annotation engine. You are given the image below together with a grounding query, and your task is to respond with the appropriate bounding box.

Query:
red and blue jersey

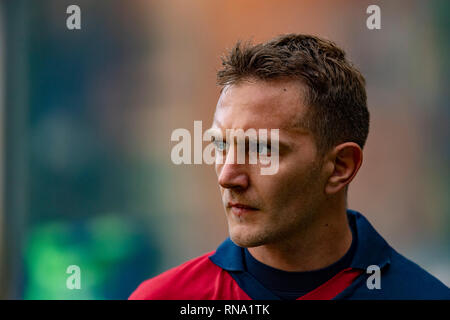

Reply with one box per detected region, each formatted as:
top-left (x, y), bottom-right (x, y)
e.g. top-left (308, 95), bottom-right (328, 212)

top-left (129, 210), bottom-right (450, 300)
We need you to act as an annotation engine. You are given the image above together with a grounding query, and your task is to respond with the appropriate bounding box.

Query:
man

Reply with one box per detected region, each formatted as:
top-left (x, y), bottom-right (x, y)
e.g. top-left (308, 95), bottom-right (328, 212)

top-left (130, 34), bottom-right (449, 300)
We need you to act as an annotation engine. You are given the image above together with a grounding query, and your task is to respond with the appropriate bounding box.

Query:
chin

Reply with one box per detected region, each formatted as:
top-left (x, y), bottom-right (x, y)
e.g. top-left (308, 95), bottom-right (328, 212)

top-left (228, 224), bottom-right (270, 248)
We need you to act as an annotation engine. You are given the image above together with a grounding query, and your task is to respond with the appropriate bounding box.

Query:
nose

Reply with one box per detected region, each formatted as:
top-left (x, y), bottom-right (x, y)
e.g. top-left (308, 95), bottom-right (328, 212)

top-left (217, 144), bottom-right (250, 190)
top-left (216, 141), bottom-right (250, 190)
top-left (218, 162), bottom-right (249, 190)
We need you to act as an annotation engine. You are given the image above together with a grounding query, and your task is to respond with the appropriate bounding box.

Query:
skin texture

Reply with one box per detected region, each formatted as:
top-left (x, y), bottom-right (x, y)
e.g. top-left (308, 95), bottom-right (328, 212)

top-left (213, 78), bottom-right (363, 272)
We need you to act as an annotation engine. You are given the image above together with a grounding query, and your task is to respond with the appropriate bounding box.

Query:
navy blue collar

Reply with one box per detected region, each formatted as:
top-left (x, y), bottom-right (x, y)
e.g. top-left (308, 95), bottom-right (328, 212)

top-left (209, 209), bottom-right (391, 272)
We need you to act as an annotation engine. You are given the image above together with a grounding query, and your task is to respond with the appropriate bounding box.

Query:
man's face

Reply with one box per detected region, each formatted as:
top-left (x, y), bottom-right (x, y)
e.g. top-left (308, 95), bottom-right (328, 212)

top-left (213, 78), bottom-right (327, 248)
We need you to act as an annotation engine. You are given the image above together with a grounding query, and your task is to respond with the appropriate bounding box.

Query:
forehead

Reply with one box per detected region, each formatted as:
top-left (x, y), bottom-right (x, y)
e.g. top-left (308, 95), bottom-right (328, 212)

top-left (213, 79), bottom-right (307, 132)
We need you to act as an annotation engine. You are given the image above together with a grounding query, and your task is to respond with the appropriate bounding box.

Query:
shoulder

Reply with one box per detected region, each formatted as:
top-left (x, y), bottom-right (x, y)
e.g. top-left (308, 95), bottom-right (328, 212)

top-left (350, 249), bottom-right (450, 300)
top-left (345, 210), bottom-right (450, 299)
top-left (128, 250), bottom-right (222, 300)
top-left (383, 249), bottom-right (450, 299)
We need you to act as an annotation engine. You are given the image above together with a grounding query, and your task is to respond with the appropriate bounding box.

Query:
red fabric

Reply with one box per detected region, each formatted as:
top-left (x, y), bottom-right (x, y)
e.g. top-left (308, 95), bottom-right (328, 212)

top-left (130, 251), bottom-right (362, 300)
top-left (297, 267), bottom-right (363, 300)
top-left (129, 251), bottom-right (251, 300)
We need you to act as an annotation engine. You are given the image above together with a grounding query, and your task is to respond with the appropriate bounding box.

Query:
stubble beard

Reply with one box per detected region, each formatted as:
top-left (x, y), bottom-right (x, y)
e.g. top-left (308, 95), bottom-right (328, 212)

top-left (228, 160), bottom-right (324, 248)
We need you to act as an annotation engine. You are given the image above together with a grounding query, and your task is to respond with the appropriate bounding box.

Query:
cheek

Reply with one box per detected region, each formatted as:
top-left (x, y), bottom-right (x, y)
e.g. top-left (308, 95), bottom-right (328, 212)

top-left (261, 161), bottom-right (320, 208)
top-left (254, 172), bottom-right (294, 209)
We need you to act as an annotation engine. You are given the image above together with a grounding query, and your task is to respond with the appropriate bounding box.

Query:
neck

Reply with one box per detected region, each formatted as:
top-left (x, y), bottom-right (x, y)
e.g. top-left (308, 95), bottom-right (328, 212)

top-left (247, 200), bottom-right (352, 272)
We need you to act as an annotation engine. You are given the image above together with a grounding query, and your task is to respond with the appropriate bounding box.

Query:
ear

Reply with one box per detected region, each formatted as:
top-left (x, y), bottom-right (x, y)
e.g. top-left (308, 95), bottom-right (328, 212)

top-left (324, 142), bottom-right (363, 195)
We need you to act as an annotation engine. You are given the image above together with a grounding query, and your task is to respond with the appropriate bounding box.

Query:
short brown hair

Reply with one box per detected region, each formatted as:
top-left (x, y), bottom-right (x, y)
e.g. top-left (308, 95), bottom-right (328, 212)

top-left (217, 34), bottom-right (369, 155)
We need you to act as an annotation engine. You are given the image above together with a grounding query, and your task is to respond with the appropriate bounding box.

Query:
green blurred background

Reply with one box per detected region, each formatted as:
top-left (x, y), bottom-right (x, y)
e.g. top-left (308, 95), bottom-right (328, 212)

top-left (0, 0), bottom-right (448, 299)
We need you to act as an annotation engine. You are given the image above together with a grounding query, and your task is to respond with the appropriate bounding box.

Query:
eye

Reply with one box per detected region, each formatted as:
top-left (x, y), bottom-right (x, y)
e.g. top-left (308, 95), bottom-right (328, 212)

top-left (250, 141), bottom-right (271, 155)
top-left (258, 143), bottom-right (271, 155)
top-left (213, 140), bottom-right (228, 152)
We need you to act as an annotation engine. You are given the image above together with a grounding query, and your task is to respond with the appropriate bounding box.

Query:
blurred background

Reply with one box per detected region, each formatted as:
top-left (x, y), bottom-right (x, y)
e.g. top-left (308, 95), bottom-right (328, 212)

top-left (0, 0), bottom-right (448, 299)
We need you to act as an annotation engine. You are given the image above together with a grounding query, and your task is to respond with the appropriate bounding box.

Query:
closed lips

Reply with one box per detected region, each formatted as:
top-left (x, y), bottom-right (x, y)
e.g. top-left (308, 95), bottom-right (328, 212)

top-left (228, 203), bottom-right (258, 210)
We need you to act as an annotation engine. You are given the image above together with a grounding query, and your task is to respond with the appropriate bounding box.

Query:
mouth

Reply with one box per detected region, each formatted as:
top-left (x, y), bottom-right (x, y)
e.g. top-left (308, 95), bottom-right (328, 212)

top-left (227, 202), bottom-right (259, 218)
